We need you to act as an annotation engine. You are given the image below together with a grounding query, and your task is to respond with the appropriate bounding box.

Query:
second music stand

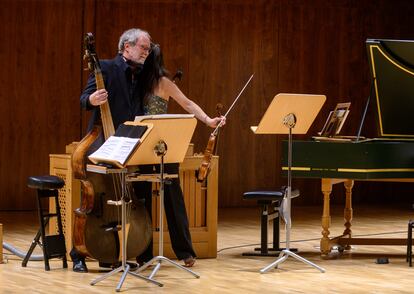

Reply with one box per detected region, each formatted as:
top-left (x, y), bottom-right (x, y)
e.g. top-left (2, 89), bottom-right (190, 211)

top-left (130, 115), bottom-right (200, 280)
top-left (251, 93), bottom-right (326, 273)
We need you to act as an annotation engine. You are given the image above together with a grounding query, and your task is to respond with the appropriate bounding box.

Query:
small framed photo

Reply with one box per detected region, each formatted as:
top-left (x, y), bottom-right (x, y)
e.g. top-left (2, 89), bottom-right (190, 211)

top-left (319, 102), bottom-right (351, 137)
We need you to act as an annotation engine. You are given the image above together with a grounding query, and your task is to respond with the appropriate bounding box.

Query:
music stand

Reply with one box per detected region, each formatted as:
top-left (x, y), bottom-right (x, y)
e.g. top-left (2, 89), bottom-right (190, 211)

top-left (128, 114), bottom-right (200, 280)
top-left (251, 93), bottom-right (326, 273)
top-left (88, 167), bottom-right (163, 291)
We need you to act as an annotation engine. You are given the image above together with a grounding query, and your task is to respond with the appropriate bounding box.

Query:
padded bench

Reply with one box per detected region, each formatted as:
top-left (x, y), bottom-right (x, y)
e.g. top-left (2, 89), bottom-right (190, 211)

top-left (242, 189), bottom-right (299, 256)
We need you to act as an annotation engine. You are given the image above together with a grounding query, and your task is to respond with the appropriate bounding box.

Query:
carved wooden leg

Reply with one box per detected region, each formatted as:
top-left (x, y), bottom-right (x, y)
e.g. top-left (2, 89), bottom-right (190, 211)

top-left (321, 179), bottom-right (332, 255)
top-left (343, 180), bottom-right (354, 250)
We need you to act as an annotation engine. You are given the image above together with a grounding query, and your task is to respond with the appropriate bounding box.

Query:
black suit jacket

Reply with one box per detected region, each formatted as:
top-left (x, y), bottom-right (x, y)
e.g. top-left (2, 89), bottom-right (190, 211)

top-left (80, 54), bottom-right (144, 133)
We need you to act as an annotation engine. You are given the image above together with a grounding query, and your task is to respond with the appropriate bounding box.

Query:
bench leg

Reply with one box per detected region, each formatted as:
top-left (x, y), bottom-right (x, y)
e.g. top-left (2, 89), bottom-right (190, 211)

top-left (271, 214), bottom-right (281, 251)
top-left (22, 229), bottom-right (41, 267)
top-left (260, 205), bottom-right (269, 254)
top-left (408, 221), bottom-right (413, 267)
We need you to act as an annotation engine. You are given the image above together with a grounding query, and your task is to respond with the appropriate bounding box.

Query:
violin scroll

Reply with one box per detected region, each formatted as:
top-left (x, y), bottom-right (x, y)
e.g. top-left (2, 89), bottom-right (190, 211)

top-left (172, 69), bottom-right (183, 83)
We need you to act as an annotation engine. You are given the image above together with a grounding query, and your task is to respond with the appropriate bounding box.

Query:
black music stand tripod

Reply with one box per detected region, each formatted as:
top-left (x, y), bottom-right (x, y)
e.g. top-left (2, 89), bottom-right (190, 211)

top-left (251, 93), bottom-right (326, 273)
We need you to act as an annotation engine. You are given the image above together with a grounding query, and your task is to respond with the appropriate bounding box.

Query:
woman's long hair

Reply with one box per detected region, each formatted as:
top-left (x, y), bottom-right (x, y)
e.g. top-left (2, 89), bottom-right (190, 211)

top-left (139, 44), bottom-right (169, 104)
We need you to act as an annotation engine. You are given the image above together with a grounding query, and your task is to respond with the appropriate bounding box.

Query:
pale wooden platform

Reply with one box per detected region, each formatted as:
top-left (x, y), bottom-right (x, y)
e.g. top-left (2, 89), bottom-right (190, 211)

top-left (1, 205), bottom-right (413, 293)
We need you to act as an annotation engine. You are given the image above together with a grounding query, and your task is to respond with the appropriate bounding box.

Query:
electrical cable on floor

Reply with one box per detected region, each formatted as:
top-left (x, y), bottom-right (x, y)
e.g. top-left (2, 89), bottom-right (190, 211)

top-left (2, 242), bottom-right (43, 261)
top-left (217, 230), bottom-right (407, 253)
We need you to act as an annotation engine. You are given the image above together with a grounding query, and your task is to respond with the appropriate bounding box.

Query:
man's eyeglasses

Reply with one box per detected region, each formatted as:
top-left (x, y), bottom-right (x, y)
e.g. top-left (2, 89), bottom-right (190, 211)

top-left (138, 44), bottom-right (152, 54)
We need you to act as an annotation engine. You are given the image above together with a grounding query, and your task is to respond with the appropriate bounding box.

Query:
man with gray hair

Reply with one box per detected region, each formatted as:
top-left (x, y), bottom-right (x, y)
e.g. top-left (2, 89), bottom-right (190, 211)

top-left (81, 28), bottom-right (152, 131)
top-left (72, 27), bottom-right (198, 273)
top-left (71, 28), bottom-right (153, 272)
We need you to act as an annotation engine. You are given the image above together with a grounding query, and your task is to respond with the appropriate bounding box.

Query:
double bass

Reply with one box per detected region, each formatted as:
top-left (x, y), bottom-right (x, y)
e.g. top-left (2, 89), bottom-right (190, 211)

top-left (71, 33), bottom-right (152, 264)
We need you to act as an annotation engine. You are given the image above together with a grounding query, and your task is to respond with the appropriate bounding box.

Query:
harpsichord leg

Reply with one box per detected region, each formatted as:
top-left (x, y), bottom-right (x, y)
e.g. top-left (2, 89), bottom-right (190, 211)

top-left (321, 179), bottom-right (333, 255)
top-left (343, 180), bottom-right (354, 250)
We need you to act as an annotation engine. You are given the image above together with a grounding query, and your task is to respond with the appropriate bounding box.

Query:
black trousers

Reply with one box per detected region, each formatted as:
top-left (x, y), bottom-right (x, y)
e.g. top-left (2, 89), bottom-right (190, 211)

top-left (135, 163), bottom-right (196, 262)
top-left (70, 163), bottom-right (196, 263)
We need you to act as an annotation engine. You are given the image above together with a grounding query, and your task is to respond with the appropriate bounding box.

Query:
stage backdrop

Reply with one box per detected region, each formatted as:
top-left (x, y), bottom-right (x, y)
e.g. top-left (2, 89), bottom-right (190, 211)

top-left (1, 0), bottom-right (414, 210)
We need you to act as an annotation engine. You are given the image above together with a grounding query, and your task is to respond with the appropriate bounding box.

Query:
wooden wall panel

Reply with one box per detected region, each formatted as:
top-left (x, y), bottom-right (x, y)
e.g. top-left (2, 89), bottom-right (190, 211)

top-left (278, 0), bottom-right (414, 205)
top-left (1, 0), bottom-right (414, 209)
top-left (0, 0), bottom-right (83, 210)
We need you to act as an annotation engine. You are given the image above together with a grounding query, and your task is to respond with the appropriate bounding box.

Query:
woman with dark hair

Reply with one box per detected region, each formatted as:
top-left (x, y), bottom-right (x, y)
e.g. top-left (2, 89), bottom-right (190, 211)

top-left (139, 44), bottom-right (223, 125)
top-left (135, 44), bottom-right (224, 267)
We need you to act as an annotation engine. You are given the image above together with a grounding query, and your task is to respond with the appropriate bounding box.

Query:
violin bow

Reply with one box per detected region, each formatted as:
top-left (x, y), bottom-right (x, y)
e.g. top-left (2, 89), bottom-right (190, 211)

top-left (213, 103), bottom-right (223, 155)
top-left (197, 74), bottom-right (254, 182)
top-left (212, 73), bottom-right (254, 136)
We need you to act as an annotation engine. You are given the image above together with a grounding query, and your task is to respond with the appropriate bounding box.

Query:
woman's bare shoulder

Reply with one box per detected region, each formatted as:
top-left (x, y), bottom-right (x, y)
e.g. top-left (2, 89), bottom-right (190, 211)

top-left (160, 76), bottom-right (180, 93)
top-left (153, 77), bottom-right (171, 98)
top-left (159, 76), bottom-right (172, 85)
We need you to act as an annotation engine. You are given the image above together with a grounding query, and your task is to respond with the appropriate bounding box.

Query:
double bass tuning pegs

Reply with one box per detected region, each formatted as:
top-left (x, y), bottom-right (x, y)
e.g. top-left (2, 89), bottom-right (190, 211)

top-left (83, 52), bottom-right (92, 71)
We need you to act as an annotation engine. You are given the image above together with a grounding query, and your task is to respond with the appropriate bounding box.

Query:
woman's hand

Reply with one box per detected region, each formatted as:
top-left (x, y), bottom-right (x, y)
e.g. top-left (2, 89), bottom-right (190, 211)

top-left (206, 115), bottom-right (226, 128)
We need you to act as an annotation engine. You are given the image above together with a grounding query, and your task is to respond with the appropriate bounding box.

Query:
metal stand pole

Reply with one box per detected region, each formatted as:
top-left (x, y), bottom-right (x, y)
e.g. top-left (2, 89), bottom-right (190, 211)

top-left (260, 114), bottom-right (325, 274)
top-left (135, 140), bottom-right (200, 280)
top-left (90, 169), bottom-right (163, 291)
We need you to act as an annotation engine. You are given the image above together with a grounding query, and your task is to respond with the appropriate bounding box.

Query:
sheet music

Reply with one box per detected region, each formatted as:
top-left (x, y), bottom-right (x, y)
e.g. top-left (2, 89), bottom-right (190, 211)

top-left (88, 136), bottom-right (140, 167)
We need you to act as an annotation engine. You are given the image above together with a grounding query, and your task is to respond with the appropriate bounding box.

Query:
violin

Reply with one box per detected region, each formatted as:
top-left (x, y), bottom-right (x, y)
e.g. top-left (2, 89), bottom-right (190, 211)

top-left (197, 74), bottom-right (254, 182)
top-left (196, 104), bottom-right (222, 182)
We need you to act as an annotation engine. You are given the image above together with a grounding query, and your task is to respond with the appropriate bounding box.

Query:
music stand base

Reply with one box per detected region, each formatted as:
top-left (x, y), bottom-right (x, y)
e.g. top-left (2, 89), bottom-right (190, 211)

top-left (135, 255), bottom-right (200, 279)
top-left (260, 249), bottom-right (325, 273)
top-left (91, 264), bottom-right (163, 291)
top-left (134, 149), bottom-right (199, 281)
top-left (242, 247), bottom-right (297, 257)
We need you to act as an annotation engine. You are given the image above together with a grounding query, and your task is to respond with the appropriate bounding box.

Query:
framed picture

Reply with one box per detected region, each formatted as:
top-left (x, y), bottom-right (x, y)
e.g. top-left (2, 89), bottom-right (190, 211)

top-left (319, 102), bottom-right (351, 137)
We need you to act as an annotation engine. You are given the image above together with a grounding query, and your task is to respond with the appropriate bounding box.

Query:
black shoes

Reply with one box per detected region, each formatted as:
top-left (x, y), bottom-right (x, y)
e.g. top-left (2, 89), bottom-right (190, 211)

top-left (127, 262), bottom-right (138, 270)
top-left (73, 260), bottom-right (137, 273)
top-left (73, 260), bottom-right (88, 273)
top-left (98, 261), bottom-right (138, 270)
top-left (136, 256), bottom-right (152, 267)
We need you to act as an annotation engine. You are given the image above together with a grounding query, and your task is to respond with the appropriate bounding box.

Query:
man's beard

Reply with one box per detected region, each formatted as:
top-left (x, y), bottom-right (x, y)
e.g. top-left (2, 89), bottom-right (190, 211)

top-left (125, 58), bottom-right (143, 73)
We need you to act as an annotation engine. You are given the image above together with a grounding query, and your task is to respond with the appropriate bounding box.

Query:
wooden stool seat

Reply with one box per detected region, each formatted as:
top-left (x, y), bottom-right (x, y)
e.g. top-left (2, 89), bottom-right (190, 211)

top-left (23, 175), bottom-right (67, 271)
top-left (27, 175), bottom-right (64, 190)
top-left (243, 190), bottom-right (284, 201)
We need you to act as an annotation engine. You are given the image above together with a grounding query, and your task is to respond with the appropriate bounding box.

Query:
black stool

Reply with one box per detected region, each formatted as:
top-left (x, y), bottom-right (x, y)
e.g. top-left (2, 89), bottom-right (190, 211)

top-left (242, 189), bottom-right (298, 256)
top-left (22, 175), bottom-right (67, 270)
top-left (407, 219), bottom-right (414, 266)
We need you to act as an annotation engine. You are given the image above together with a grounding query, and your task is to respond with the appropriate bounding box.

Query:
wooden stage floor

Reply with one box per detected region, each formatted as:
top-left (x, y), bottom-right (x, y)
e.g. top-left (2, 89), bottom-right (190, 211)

top-left (1, 205), bottom-right (413, 293)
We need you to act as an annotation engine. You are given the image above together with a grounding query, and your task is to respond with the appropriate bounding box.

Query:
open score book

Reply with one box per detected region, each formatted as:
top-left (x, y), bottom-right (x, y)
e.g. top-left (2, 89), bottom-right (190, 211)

top-left (88, 123), bottom-right (150, 168)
